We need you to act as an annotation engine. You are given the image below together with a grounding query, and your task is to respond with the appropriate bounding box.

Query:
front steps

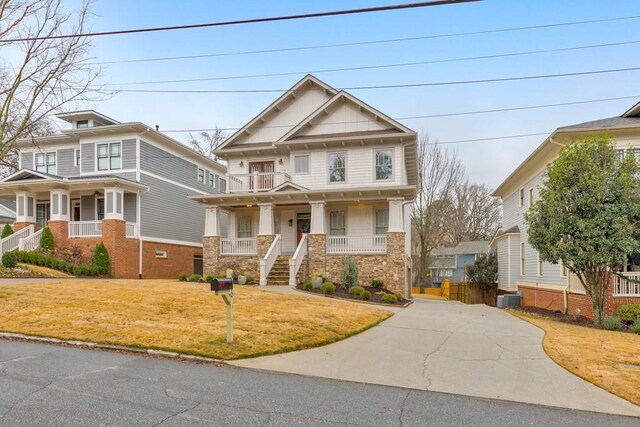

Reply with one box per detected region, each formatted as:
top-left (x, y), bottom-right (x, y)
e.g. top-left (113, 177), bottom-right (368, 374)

top-left (267, 256), bottom-right (291, 286)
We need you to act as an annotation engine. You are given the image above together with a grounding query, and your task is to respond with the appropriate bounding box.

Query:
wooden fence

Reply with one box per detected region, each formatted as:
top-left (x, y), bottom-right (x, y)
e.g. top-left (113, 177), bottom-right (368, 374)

top-left (413, 281), bottom-right (497, 306)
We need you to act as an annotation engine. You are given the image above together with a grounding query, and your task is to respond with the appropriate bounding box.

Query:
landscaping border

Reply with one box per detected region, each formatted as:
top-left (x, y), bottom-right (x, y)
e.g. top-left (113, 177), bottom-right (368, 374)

top-left (291, 287), bottom-right (413, 308)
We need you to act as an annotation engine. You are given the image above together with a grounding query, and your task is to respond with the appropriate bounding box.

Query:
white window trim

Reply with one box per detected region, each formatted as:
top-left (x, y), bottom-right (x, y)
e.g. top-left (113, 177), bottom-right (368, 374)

top-left (374, 208), bottom-right (389, 235)
top-left (520, 242), bottom-right (525, 276)
top-left (95, 196), bottom-right (104, 221)
top-left (327, 151), bottom-right (347, 184)
top-left (519, 188), bottom-right (525, 207)
top-left (71, 199), bottom-right (81, 221)
top-left (329, 210), bottom-right (347, 236)
top-left (528, 188), bottom-right (534, 208)
top-left (75, 148), bottom-right (81, 168)
top-left (292, 153), bottom-right (311, 175)
top-left (95, 141), bottom-right (122, 172)
top-left (373, 147), bottom-right (394, 181)
top-left (198, 168), bottom-right (205, 184)
top-left (537, 253), bottom-right (543, 277)
top-left (33, 151), bottom-right (57, 175)
top-left (208, 171), bottom-right (216, 188)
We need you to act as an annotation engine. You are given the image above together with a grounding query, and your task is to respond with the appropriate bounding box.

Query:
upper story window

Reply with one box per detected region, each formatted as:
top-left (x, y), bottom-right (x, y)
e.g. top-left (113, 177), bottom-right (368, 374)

top-left (198, 168), bottom-right (205, 184)
top-left (616, 149), bottom-right (625, 162)
top-left (77, 120), bottom-right (89, 129)
top-left (35, 152), bottom-right (57, 175)
top-left (97, 142), bottom-right (121, 171)
top-left (375, 150), bottom-right (393, 180)
top-left (528, 188), bottom-right (534, 208)
top-left (329, 210), bottom-right (346, 235)
top-left (329, 152), bottom-right (346, 183)
top-left (219, 177), bottom-right (227, 193)
top-left (294, 155), bottom-right (309, 174)
top-left (520, 242), bottom-right (525, 276)
top-left (75, 149), bottom-right (80, 167)
top-left (375, 209), bottom-right (389, 234)
top-left (519, 188), bottom-right (525, 207)
top-left (208, 172), bottom-right (216, 188)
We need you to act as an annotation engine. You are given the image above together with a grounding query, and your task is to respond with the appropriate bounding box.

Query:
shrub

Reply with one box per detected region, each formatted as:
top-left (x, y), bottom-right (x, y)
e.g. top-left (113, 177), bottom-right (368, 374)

top-left (303, 282), bottom-right (313, 291)
top-left (1, 224), bottom-right (13, 239)
top-left (382, 294), bottom-right (398, 304)
top-left (395, 293), bottom-right (404, 301)
top-left (340, 257), bottom-right (359, 288)
top-left (93, 242), bottom-right (110, 274)
top-left (2, 251), bottom-right (17, 269)
top-left (348, 286), bottom-right (365, 297)
top-left (371, 278), bottom-right (384, 289)
top-left (205, 275), bottom-right (214, 282)
top-left (189, 274), bottom-right (202, 282)
top-left (178, 273), bottom-right (188, 281)
top-left (613, 303), bottom-right (640, 323)
top-left (40, 227), bottom-right (54, 250)
top-left (246, 275), bottom-right (255, 284)
top-left (632, 318), bottom-right (640, 334)
top-left (361, 290), bottom-right (371, 300)
top-left (321, 282), bottom-right (336, 295)
top-left (602, 315), bottom-right (622, 331)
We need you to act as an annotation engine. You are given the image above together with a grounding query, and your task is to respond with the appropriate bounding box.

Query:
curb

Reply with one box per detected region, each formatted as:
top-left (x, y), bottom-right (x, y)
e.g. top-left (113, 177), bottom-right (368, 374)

top-left (291, 287), bottom-right (413, 308)
top-left (0, 332), bottom-right (226, 365)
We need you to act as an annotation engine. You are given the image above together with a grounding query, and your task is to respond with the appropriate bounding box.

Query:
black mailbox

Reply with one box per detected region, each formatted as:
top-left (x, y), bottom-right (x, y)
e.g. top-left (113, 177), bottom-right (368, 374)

top-left (211, 278), bottom-right (233, 292)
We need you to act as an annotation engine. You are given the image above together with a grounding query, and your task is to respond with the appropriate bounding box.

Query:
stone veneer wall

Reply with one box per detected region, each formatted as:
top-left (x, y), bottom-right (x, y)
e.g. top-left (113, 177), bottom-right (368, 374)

top-left (307, 234), bottom-right (326, 279)
top-left (202, 235), bottom-right (272, 280)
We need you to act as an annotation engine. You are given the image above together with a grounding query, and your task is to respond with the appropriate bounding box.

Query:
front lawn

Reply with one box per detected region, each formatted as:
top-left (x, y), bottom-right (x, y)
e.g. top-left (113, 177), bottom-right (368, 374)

top-left (0, 280), bottom-right (391, 360)
top-left (511, 311), bottom-right (640, 406)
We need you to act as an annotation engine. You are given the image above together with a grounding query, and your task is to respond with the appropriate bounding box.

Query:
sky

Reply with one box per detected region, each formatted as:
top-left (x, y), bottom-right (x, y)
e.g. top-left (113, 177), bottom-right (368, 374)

top-left (43, 0), bottom-right (640, 187)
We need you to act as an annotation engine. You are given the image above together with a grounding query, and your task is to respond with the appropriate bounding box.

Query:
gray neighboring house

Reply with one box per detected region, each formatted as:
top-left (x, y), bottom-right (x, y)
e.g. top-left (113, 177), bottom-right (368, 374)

top-left (428, 240), bottom-right (490, 285)
top-left (0, 110), bottom-right (227, 278)
top-left (0, 200), bottom-right (16, 226)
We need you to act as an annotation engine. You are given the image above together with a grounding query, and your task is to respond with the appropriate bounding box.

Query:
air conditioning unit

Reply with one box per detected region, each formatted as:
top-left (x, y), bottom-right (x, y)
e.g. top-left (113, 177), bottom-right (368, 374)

top-left (502, 294), bottom-right (522, 307)
top-left (497, 295), bottom-right (505, 308)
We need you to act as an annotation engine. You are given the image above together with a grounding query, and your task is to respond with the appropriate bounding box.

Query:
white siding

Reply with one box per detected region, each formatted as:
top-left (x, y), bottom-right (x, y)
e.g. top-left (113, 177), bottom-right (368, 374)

top-left (497, 237), bottom-right (509, 290)
top-left (297, 102), bottom-right (392, 137)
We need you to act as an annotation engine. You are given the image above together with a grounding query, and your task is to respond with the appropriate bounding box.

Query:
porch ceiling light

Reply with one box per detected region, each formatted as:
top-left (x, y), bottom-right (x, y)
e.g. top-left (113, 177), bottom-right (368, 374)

top-left (93, 190), bottom-right (102, 197)
top-left (278, 158), bottom-right (283, 165)
top-left (239, 161), bottom-right (244, 168)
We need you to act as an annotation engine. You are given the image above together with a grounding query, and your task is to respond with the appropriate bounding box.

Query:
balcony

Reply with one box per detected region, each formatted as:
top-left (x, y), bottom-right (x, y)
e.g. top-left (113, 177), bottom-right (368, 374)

top-left (226, 172), bottom-right (291, 193)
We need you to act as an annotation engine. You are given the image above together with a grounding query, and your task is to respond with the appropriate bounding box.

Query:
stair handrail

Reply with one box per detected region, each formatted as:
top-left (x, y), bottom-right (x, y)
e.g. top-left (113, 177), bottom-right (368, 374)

top-left (1, 224), bottom-right (33, 255)
top-left (289, 233), bottom-right (308, 287)
top-left (259, 234), bottom-right (281, 286)
top-left (19, 227), bottom-right (45, 252)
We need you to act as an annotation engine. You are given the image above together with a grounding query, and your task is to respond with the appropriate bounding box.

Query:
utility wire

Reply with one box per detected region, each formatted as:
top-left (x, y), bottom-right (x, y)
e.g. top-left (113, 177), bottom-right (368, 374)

top-left (0, 1), bottom-right (480, 43)
top-left (91, 14), bottom-right (640, 66)
top-left (105, 40), bottom-right (640, 86)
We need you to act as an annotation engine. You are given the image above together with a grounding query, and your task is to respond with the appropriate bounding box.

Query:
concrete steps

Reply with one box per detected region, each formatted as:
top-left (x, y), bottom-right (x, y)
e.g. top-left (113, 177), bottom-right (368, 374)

top-left (267, 256), bottom-right (291, 286)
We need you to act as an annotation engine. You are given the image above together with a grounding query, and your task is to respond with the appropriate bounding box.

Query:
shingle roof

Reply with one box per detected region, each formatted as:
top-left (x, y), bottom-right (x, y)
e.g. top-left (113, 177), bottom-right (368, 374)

top-left (558, 116), bottom-right (640, 130)
top-left (434, 241), bottom-right (490, 256)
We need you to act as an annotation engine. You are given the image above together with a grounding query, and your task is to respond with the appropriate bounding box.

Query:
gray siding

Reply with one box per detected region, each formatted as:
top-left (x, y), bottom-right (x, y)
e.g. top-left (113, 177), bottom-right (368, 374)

top-left (122, 139), bottom-right (136, 170)
top-left (81, 140), bottom-right (136, 174)
top-left (21, 152), bottom-right (33, 169)
top-left (81, 143), bottom-right (95, 173)
top-left (123, 193), bottom-right (137, 223)
top-left (57, 148), bottom-right (79, 176)
top-left (510, 236), bottom-right (520, 289)
top-left (81, 195), bottom-right (95, 220)
top-left (139, 140), bottom-right (220, 194)
top-left (139, 172), bottom-right (205, 243)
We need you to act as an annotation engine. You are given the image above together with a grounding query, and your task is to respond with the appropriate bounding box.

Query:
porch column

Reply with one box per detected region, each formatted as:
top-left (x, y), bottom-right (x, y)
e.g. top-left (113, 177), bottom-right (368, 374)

top-left (14, 191), bottom-right (37, 231)
top-left (227, 209), bottom-right (237, 238)
top-left (387, 197), bottom-right (405, 232)
top-left (204, 206), bottom-right (219, 237)
top-left (258, 203), bottom-right (274, 235)
top-left (308, 201), bottom-right (327, 280)
top-left (48, 189), bottom-right (71, 246)
top-left (309, 201), bottom-right (325, 234)
top-left (103, 187), bottom-right (124, 220)
top-left (387, 197), bottom-right (408, 297)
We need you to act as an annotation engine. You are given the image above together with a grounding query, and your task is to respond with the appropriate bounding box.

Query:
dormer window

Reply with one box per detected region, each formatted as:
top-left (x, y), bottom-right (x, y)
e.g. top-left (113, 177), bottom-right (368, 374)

top-left (77, 120), bottom-right (89, 129)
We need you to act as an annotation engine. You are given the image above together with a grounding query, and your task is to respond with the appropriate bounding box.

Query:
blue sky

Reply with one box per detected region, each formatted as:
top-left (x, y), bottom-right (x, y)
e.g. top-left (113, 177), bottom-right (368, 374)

top-left (61, 0), bottom-right (640, 187)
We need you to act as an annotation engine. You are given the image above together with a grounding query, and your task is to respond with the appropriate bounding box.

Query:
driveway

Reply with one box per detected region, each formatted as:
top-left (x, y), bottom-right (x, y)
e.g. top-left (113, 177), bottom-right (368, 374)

top-left (232, 298), bottom-right (640, 417)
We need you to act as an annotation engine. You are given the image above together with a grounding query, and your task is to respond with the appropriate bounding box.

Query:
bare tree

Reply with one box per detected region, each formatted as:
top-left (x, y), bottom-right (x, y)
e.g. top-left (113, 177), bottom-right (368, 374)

top-left (448, 182), bottom-right (501, 244)
top-left (188, 127), bottom-right (226, 160)
top-left (411, 134), bottom-right (464, 284)
top-left (0, 0), bottom-right (102, 164)
top-left (0, 117), bottom-right (56, 177)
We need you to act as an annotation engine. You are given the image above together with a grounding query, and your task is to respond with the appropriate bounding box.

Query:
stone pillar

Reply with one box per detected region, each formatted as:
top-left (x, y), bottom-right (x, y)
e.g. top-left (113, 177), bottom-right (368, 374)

top-left (386, 231), bottom-right (407, 297)
top-left (14, 191), bottom-right (38, 231)
top-left (203, 236), bottom-right (221, 277)
top-left (308, 201), bottom-right (327, 279)
top-left (204, 206), bottom-right (219, 237)
top-left (258, 203), bottom-right (274, 236)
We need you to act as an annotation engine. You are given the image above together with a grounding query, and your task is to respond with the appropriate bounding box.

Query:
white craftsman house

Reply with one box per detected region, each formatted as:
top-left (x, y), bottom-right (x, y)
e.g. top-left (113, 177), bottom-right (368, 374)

top-left (192, 75), bottom-right (417, 296)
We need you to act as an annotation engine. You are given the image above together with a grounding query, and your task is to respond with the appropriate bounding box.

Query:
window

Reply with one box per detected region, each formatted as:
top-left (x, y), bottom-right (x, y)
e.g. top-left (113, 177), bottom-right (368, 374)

top-left (219, 178), bottom-right (227, 193)
top-left (329, 210), bottom-right (346, 235)
top-left (520, 242), bottom-right (525, 276)
top-left (96, 198), bottom-right (105, 220)
top-left (537, 253), bottom-right (543, 276)
top-left (616, 149), bottom-right (625, 162)
top-left (77, 120), bottom-right (89, 129)
top-left (560, 261), bottom-right (568, 278)
top-left (528, 188), bottom-right (534, 208)
top-left (375, 150), bottom-right (393, 180)
top-left (35, 152), bottom-right (57, 175)
top-left (328, 153), bottom-right (346, 182)
top-left (519, 188), bottom-right (525, 207)
top-left (208, 172), bottom-right (216, 187)
top-left (198, 168), bottom-right (205, 184)
top-left (238, 216), bottom-right (252, 238)
top-left (294, 155), bottom-right (309, 174)
top-left (375, 209), bottom-right (389, 234)
top-left (75, 149), bottom-right (80, 167)
top-left (97, 142), bottom-right (121, 171)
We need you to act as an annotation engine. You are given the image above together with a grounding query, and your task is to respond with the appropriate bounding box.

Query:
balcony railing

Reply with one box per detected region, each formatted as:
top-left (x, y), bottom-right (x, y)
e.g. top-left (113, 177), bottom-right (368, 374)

top-left (613, 272), bottom-right (640, 296)
top-left (220, 238), bottom-right (257, 255)
top-left (69, 221), bottom-right (102, 238)
top-left (327, 235), bottom-right (387, 254)
top-left (226, 172), bottom-right (291, 193)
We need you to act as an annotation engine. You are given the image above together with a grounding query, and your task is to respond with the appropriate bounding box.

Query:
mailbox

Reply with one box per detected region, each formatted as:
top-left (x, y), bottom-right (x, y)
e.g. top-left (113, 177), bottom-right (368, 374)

top-left (211, 278), bottom-right (233, 293)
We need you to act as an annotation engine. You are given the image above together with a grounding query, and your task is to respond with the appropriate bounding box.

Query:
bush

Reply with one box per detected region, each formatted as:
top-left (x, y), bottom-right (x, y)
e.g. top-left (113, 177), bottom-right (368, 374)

top-left (395, 293), bottom-right (404, 301)
top-left (361, 290), bottom-right (371, 300)
top-left (13, 250), bottom-right (102, 276)
top-left (382, 294), bottom-right (398, 304)
top-left (189, 274), bottom-right (202, 282)
top-left (205, 275), bottom-right (214, 282)
top-left (178, 273), bottom-right (188, 281)
top-left (93, 242), bottom-right (110, 274)
top-left (602, 315), bottom-right (622, 331)
top-left (40, 227), bottom-right (54, 250)
top-left (613, 303), bottom-right (640, 323)
top-left (246, 275), bottom-right (255, 284)
top-left (2, 251), bottom-right (17, 268)
top-left (1, 224), bottom-right (13, 239)
top-left (631, 318), bottom-right (640, 334)
top-left (302, 282), bottom-right (313, 291)
top-left (371, 278), bottom-right (385, 289)
top-left (340, 257), bottom-right (359, 288)
top-left (321, 282), bottom-right (336, 295)
top-left (348, 286), bottom-right (365, 297)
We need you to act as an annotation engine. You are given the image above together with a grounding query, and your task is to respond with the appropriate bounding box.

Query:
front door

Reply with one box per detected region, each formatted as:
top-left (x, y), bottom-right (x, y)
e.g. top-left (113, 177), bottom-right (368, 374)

top-left (36, 202), bottom-right (50, 229)
top-left (297, 213), bottom-right (311, 245)
top-left (248, 161), bottom-right (274, 190)
top-left (72, 200), bottom-right (81, 221)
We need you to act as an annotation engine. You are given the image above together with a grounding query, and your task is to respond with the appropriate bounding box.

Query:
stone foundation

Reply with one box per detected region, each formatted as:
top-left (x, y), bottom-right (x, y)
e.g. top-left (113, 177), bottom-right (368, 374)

top-left (203, 236), bottom-right (260, 280)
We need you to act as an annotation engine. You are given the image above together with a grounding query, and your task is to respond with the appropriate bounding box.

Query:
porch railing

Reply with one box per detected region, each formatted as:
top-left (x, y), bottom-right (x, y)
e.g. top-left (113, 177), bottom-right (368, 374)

top-left (69, 221), bottom-right (102, 238)
top-left (220, 238), bottom-right (257, 255)
top-left (260, 234), bottom-right (281, 286)
top-left (613, 272), bottom-right (640, 296)
top-left (226, 172), bottom-right (291, 193)
top-left (19, 227), bottom-right (44, 252)
top-left (289, 233), bottom-right (308, 287)
top-left (126, 222), bottom-right (138, 238)
top-left (0, 225), bottom-right (33, 255)
top-left (326, 235), bottom-right (387, 254)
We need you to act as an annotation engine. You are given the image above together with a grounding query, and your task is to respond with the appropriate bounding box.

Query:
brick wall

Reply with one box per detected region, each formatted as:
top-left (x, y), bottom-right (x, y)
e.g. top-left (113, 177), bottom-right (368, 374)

top-left (13, 222), bottom-right (38, 232)
top-left (102, 219), bottom-right (139, 278)
top-left (141, 240), bottom-right (203, 279)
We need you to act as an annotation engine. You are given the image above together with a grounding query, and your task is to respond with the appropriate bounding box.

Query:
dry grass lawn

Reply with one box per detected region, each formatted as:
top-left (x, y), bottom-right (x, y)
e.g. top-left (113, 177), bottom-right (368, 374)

top-left (0, 280), bottom-right (391, 360)
top-left (511, 311), bottom-right (640, 406)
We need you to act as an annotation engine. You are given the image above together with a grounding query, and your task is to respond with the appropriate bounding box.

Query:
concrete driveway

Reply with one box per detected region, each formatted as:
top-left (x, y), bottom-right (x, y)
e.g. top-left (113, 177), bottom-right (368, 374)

top-left (232, 298), bottom-right (640, 417)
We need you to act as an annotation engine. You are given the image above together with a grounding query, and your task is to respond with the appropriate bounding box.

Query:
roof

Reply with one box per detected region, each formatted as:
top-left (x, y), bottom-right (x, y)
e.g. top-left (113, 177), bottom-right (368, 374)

top-left (557, 116), bottom-right (640, 130)
top-left (0, 199), bottom-right (16, 212)
top-left (56, 110), bottom-right (120, 125)
top-left (489, 226), bottom-right (520, 247)
top-left (434, 241), bottom-right (490, 256)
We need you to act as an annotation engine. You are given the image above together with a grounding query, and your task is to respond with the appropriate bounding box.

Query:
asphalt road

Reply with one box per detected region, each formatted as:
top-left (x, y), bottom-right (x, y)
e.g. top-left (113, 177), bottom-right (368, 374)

top-left (0, 340), bottom-right (638, 426)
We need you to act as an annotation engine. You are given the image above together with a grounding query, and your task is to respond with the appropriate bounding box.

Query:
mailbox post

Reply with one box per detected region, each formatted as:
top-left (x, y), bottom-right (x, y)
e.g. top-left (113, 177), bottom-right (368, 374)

top-left (211, 278), bottom-right (234, 343)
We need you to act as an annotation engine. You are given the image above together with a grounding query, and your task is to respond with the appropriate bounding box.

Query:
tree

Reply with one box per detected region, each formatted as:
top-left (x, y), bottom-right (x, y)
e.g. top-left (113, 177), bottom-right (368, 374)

top-left (1, 224), bottom-right (13, 239)
top-left (0, 0), bottom-right (102, 166)
top-left (525, 136), bottom-right (640, 324)
top-left (448, 182), bottom-right (501, 244)
top-left (188, 128), bottom-right (226, 160)
top-left (0, 118), bottom-right (56, 177)
top-left (466, 251), bottom-right (498, 304)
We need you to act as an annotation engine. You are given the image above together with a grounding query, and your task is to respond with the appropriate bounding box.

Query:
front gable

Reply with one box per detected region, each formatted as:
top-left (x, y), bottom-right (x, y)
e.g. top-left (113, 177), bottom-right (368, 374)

top-left (1, 169), bottom-right (57, 182)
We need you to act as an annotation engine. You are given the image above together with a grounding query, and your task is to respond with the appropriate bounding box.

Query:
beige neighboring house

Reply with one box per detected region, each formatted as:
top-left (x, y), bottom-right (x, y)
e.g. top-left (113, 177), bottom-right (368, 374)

top-left (192, 75), bottom-right (417, 296)
top-left (492, 101), bottom-right (640, 318)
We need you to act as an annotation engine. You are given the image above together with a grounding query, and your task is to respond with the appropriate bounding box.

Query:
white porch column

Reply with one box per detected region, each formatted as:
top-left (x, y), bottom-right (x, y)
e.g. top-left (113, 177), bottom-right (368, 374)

top-left (309, 201), bottom-right (326, 234)
top-left (49, 189), bottom-right (70, 221)
top-left (204, 206), bottom-right (219, 237)
top-left (227, 209), bottom-right (237, 238)
top-left (15, 191), bottom-right (36, 223)
top-left (388, 197), bottom-right (405, 232)
top-left (258, 203), bottom-right (274, 235)
top-left (103, 187), bottom-right (124, 220)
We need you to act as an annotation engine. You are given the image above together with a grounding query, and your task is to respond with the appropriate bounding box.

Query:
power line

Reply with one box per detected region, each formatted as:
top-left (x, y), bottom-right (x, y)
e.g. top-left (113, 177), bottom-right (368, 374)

top-left (0, 1), bottom-right (480, 43)
top-left (431, 132), bottom-right (550, 145)
top-left (92, 14), bottom-right (640, 66)
top-left (105, 40), bottom-right (640, 86)
top-left (108, 66), bottom-right (640, 94)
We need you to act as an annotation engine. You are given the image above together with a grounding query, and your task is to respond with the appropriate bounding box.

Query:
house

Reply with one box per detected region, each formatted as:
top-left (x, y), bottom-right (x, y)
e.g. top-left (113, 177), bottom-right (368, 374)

top-left (0, 200), bottom-right (16, 227)
top-left (492, 101), bottom-right (640, 317)
top-left (428, 240), bottom-right (490, 285)
top-left (0, 110), bottom-right (227, 278)
top-left (191, 75), bottom-right (417, 296)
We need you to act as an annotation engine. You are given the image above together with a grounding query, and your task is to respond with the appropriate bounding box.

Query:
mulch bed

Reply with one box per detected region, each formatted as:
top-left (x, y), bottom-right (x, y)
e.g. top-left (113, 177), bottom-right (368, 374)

top-left (296, 283), bottom-right (410, 306)
top-left (511, 306), bottom-right (636, 333)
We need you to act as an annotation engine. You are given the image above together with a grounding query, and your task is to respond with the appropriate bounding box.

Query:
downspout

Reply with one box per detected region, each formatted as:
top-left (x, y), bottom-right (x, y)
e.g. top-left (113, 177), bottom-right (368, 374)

top-left (137, 189), bottom-right (142, 279)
